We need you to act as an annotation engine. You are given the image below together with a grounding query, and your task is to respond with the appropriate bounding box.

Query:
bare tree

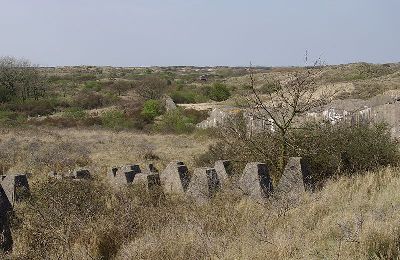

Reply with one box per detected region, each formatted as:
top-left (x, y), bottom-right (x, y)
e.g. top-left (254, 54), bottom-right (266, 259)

top-left (132, 76), bottom-right (167, 100)
top-left (245, 61), bottom-right (333, 172)
top-left (0, 56), bottom-right (45, 102)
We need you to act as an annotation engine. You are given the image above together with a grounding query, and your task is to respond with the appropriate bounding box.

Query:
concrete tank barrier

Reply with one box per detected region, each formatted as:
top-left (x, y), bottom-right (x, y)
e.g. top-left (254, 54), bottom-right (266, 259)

top-left (187, 167), bottom-right (221, 203)
top-left (214, 160), bottom-right (233, 187)
top-left (0, 174), bottom-right (30, 207)
top-left (160, 161), bottom-right (190, 195)
top-left (275, 157), bottom-right (309, 205)
top-left (108, 164), bottom-right (142, 186)
top-left (238, 163), bottom-right (273, 202)
top-left (0, 184), bottom-right (12, 252)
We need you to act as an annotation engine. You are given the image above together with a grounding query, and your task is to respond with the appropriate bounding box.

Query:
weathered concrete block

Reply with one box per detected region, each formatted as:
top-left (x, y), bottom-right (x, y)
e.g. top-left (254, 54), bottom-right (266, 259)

top-left (48, 171), bottom-right (62, 179)
top-left (109, 164), bottom-right (142, 186)
top-left (73, 169), bottom-right (92, 180)
top-left (238, 163), bottom-right (273, 201)
top-left (275, 157), bottom-right (308, 204)
top-left (0, 174), bottom-right (30, 207)
top-left (132, 173), bottom-right (161, 190)
top-left (147, 163), bottom-right (158, 173)
top-left (187, 167), bottom-right (221, 203)
top-left (0, 184), bottom-right (12, 252)
top-left (214, 160), bottom-right (233, 186)
top-left (161, 161), bottom-right (190, 195)
top-left (0, 183), bottom-right (13, 252)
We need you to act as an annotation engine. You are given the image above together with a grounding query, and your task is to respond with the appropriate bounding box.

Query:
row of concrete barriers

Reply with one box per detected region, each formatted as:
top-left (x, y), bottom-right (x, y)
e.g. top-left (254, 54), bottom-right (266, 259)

top-left (0, 157), bottom-right (309, 252)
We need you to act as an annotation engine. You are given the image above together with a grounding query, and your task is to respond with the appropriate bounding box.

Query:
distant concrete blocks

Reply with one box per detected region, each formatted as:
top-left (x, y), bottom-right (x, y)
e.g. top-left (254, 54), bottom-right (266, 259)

top-left (161, 161), bottom-right (190, 195)
top-left (239, 163), bottom-right (273, 201)
top-left (275, 157), bottom-right (308, 204)
top-left (187, 167), bottom-right (221, 203)
top-left (0, 174), bottom-right (30, 207)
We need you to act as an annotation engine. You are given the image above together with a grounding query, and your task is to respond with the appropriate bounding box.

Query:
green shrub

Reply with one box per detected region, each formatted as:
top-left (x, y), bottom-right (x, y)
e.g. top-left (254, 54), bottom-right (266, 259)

top-left (155, 109), bottom-right (196, 134)
top-left (73, 91), bottom-right (117, 109)
top-left (83, 81), bottom-right (102, 92)
top-left (63, 107), bottom-right (88, 120)
top-left (4, 98), bottom-right (59, 116)
top-left (141, 99), bottom-right (163, 121)
top-left (208, 83), bottom-right (231, 101)
top-left (182, 109), bottom-right (209, 124)
top-left (101, 110), bottom-right (133, 130)
top-left (170, 89), bottom-right (208, 104)
top-left (0, 110), bottom-right (26, 126)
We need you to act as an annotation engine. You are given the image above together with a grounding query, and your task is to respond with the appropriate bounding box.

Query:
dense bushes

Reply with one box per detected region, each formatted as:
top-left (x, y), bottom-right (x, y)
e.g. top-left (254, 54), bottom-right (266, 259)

top-left (155, 109), bottom-right (196, 134)
top-left (3, 98), bottom-right (60, 116)
top-left (169, 82), bottom-right (231, 104)
top-left (198, 123), bottom-right (399, 187)
top-left (170, 88), bottom-right (208, 104)
top-left (207, 82), bottom-right (231, 101)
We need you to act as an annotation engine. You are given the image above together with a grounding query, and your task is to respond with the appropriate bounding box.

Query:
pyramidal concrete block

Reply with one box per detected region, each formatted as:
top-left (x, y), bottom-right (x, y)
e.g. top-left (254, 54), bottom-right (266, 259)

top-left (161, 161), bottom-right (190, 195)
top-left (187, 167), bottom-right (221, 203)
top-left (275, 157), bottom-right (308, 204)
top-left (0, 184), bottom-right (12, 252)
top-left (108, 164), bottom-right (142, 186)
top-left (238, 163), bottom-right (273, 201)
top-left (0, 174), bottom-right (30, 207)
top-left (214, 160), bottom-right (233, 186)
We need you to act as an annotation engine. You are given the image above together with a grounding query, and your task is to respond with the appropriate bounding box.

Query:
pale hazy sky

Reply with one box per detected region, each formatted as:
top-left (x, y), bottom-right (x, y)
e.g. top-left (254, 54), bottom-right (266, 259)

top-left (0, 0), bottom-right (399, 67)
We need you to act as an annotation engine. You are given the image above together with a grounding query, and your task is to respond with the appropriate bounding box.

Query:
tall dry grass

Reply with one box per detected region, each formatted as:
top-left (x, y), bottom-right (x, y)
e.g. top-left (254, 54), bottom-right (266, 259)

top-left (7, 167), bottom-right (400, 259)
top-left (114, 167), bottom-right (400, 259)
top-left (2, 127), bottom-right (400, 259)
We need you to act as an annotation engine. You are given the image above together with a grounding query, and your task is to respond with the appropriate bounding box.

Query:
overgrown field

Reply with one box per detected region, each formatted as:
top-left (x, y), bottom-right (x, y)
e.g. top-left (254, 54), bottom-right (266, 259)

top-left (2, 60), bottom-right (400, 259)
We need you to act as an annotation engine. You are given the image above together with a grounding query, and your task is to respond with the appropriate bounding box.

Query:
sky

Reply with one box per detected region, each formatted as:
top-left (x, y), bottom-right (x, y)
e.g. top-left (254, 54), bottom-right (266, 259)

top-left (0, 0), bottom-right (399, 67)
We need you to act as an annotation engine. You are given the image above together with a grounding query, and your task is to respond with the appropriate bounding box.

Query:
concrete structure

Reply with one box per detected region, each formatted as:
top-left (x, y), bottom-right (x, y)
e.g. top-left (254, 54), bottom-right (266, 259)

top-left (0, 184), bottom-right (12, 252)
top-left (275, 157), bottom-right (309, 204)
top-left (238, 163), bottom-right (273, 201)
top-left (164, 95), bottom-right (177, 112)
top-left (108, 164), bottom-right (142, 186)
top-left (71, 169), bottom-right (92, 180)
top-left (187, 167), bottom-right (221, 203)
top-left (160, 161), bottom-right (190, 195)
top-left (214, 160), bottom-right (233, 186)
top-left (0, 174), bottom-right (30, 207)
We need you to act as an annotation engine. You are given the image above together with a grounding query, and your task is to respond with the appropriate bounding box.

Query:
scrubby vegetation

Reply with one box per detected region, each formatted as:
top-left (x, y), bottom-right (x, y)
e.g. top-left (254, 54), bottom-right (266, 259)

top-left (2, 58), bottom-right (400, 259)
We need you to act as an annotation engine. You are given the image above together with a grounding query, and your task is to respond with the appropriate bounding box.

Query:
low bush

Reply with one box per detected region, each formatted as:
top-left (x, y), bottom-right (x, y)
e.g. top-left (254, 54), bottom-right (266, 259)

top-left (4, 98), bottom-right (59, 116)
top-left (0, 110), bottom-right (26, 126)
top-left (83, 81), bottom-right (102, 92)
top-left (73, 91), bottom-right (116, 109)
top-left (141, 99), bottom-right (163, 121)
top-left (207, 82), bottom-right (231, 101)
top-left (155, 109), bottom-right (196, 134)
top-left (63, 107), bottom-right (88, 120)
top-left (170, 88), bottom-right (208, 104)
top-left (100, 110), bottom-right (133, 130)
